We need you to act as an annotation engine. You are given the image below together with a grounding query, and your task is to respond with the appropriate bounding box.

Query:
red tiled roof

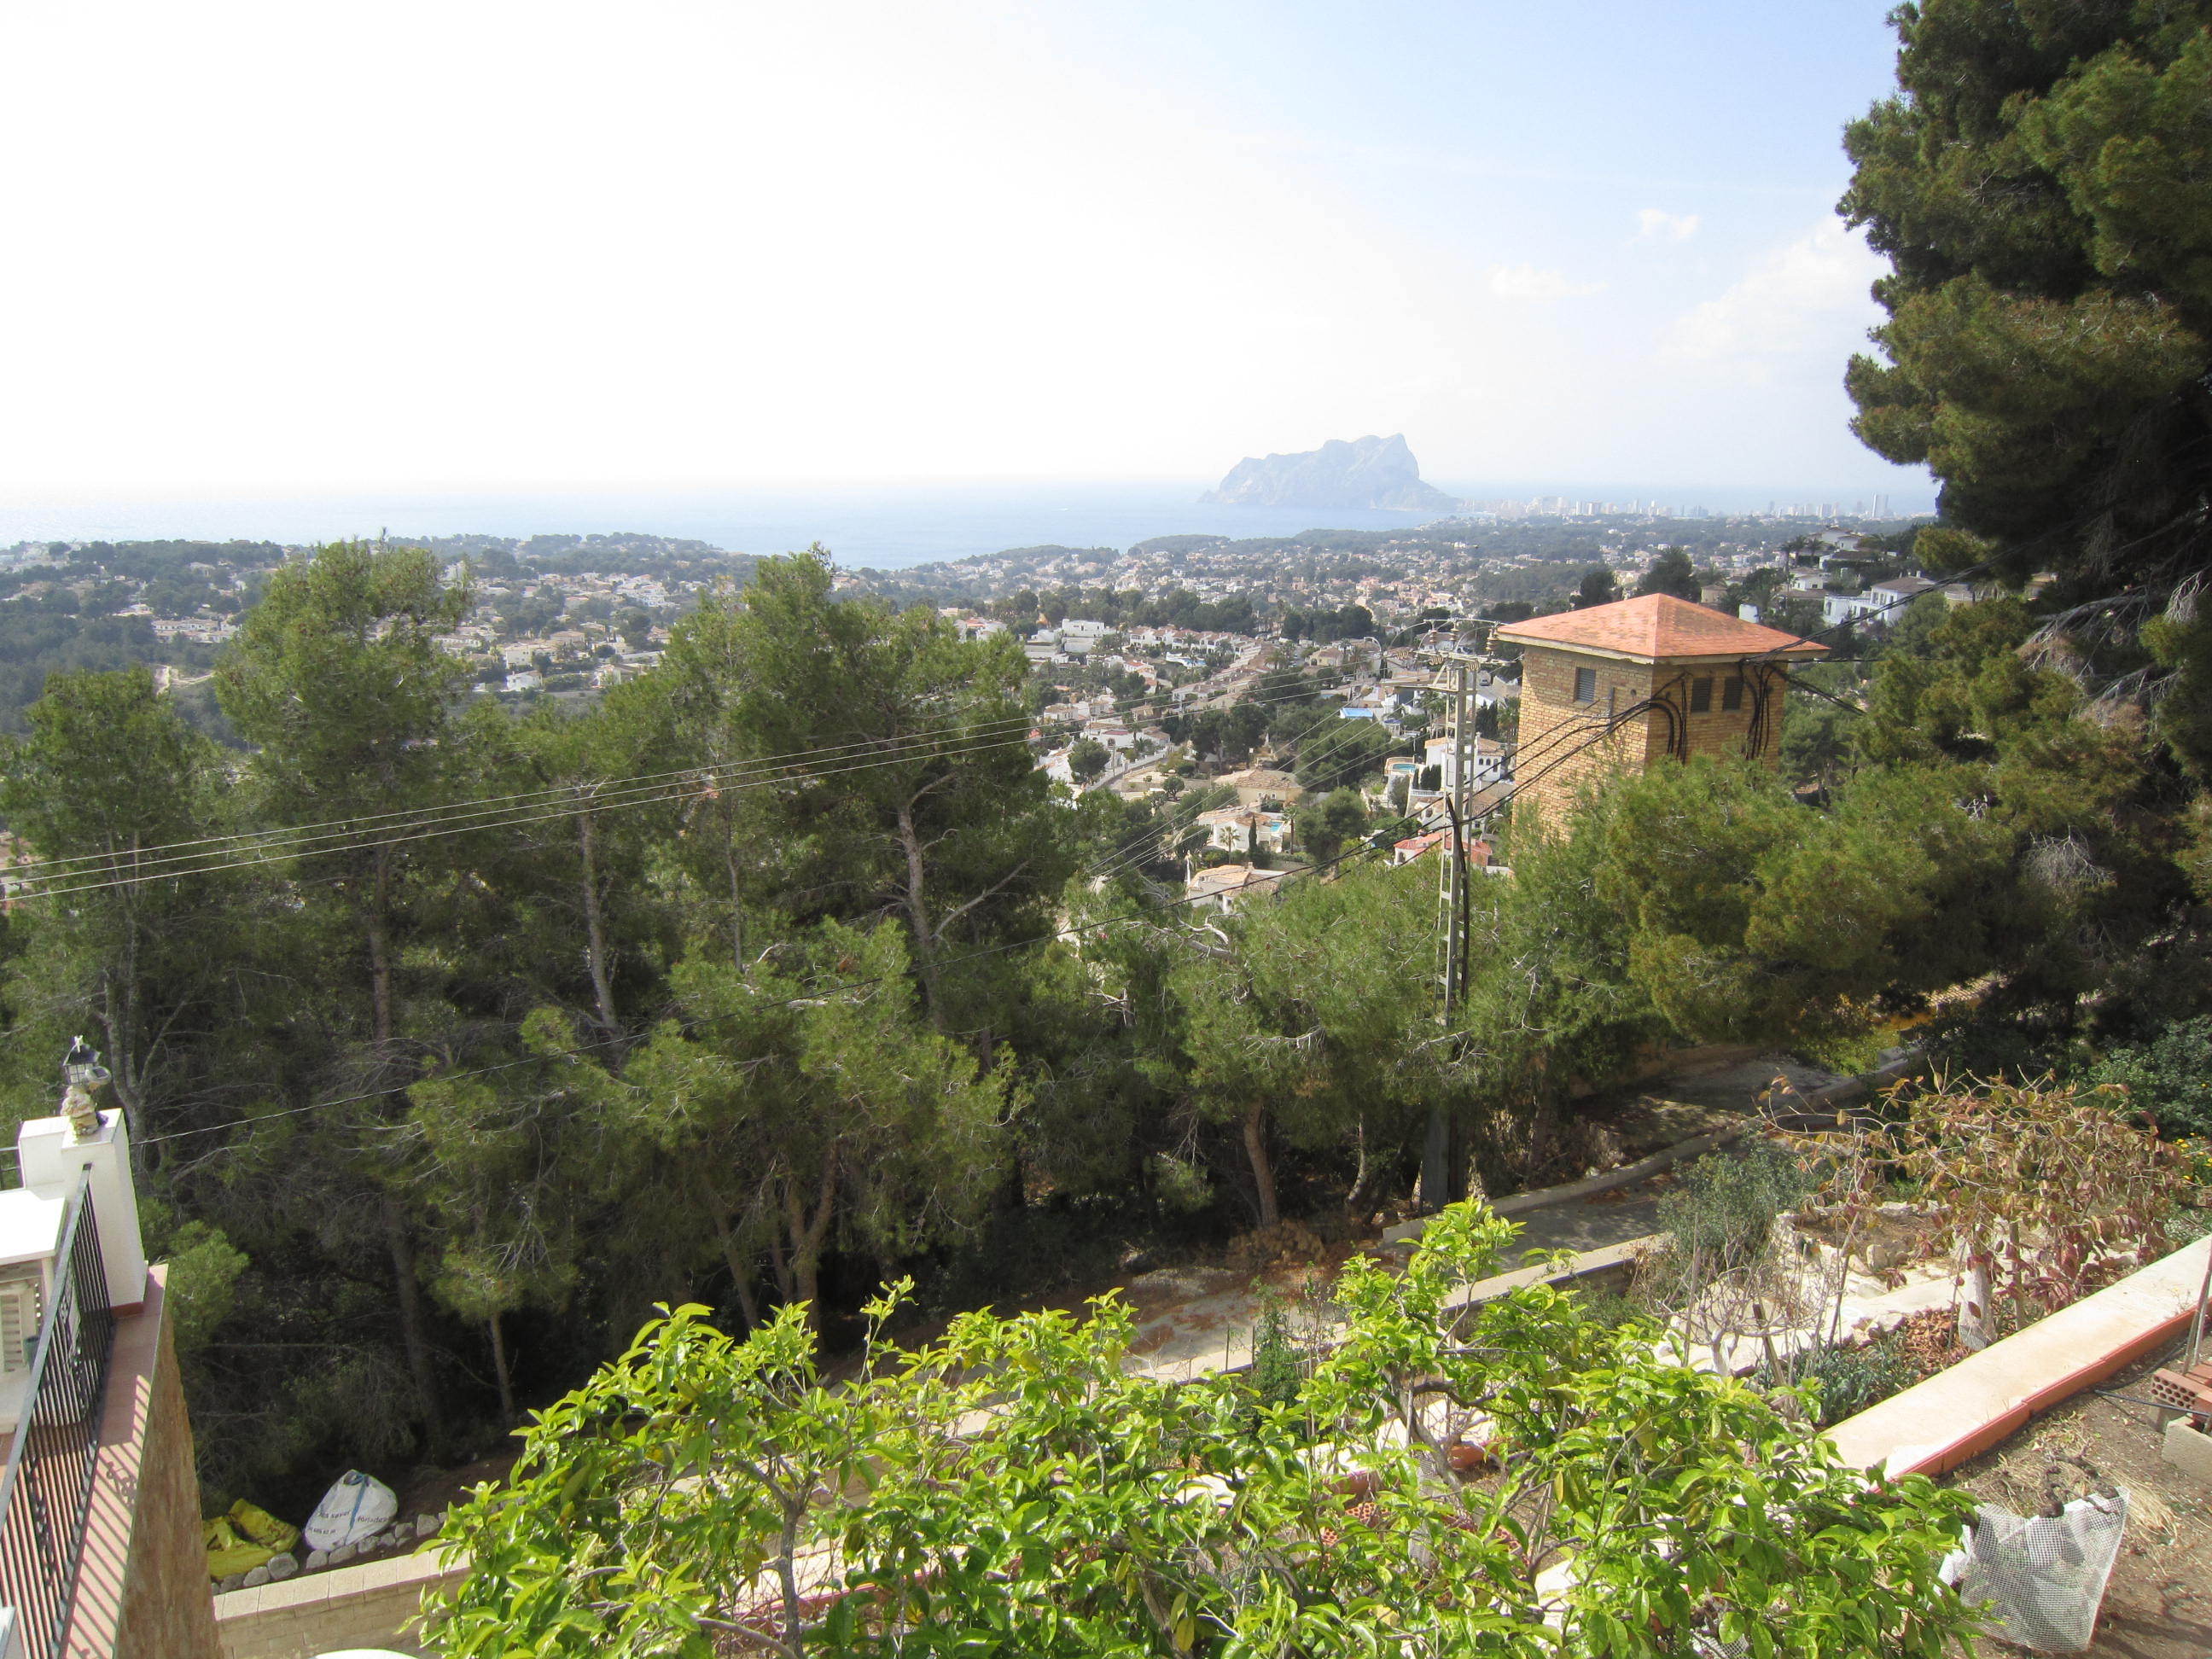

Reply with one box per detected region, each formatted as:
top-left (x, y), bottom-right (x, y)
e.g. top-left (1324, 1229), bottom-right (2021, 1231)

top-left (1494, 594), bottom-right (1826, 661)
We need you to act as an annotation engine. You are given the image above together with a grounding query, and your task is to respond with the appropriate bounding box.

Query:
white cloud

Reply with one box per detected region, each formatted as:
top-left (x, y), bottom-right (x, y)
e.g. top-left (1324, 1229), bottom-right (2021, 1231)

top-left (1658, 218), bottom-right (1885, 383)
top-left (1487, 264), bottom-right (1604, 301)
top-left (1634, 208), bottom-right (1700, 242)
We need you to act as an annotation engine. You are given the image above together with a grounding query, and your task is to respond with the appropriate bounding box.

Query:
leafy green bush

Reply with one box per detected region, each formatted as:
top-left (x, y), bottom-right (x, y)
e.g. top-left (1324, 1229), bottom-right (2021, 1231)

top-left (1568, 1285), bottom-right (1652, 1333)
top-left (1654, 1142), bottom-right (1814, 1277)
top-left (1248, 1292), bottom-right (1304, 1408)
top-left (2088, 1016), bottom-right (2212, 1140)
top-left (1788, 1338), bottom-right (1918, 1429)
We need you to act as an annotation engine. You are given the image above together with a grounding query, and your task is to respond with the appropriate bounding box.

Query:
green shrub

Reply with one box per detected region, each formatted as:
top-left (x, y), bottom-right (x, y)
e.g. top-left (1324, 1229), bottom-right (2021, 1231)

top-left (1569, 1285), bottom-right (1652, 1333)
top-left (2088, 1016), bottom-right (2212, 1140)
top-left (1763, 1337), bottom-right (1918, 1429)
top-left (1655, 1142), bottom-right (1814, 1275)
top-left (1248, 1292), bottom-right (1303, 1408)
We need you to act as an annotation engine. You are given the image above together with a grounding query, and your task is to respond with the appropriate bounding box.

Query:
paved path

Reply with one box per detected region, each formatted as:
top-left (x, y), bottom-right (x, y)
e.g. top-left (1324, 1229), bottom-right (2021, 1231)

top-left (1117, 1048), bottom-right (1859, 1380)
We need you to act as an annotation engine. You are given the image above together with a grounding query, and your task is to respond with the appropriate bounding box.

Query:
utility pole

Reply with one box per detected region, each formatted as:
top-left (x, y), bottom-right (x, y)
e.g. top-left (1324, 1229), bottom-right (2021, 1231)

top-left (1421, 655), bottom-right (1479, 1213)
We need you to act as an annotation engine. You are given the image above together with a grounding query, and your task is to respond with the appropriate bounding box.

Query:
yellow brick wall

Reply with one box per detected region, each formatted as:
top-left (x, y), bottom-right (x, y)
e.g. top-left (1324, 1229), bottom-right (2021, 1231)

top-left (1511, 647), bottom-right (1791, 834)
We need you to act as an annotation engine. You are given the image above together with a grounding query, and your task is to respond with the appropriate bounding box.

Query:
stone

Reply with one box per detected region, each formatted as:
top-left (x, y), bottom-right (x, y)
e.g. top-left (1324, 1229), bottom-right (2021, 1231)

top-left (304, 1548), bottom-right (328, 1570)
top-left (329, 1542), bottom-right (357, 1566)
top-left (416, 1511), bottom-right (441, 1538)
top-left (267, 1552), bottom-right (299, 1580)
top-left (242, 1564), bottom-right (270, 1588)
top-left (1862, 1238), bottom-right (1908, 1272)
top-left (1202, 434), bottom-right (1459, 512)
top-left (217, 1574), bottom-right (243, 1594)
top-left (2163, 1417), bottom-right (2212, 1486)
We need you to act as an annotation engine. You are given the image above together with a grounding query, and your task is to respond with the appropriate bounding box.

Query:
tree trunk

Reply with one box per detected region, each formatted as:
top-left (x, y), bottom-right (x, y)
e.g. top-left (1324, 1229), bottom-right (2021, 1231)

top-left (892, 799), bottom-right (946, 1027)
top-left (1959, 1254), bottom-right (1994, 1350)
top-left (1242, 1101), bottom-right (1279, 1231)
top-left (577, 806), bottom-right (620, 1035)
top-left (765, 1226), bottom-right (794, 1303)
top-left (365, 850), bottom-right (396, 1052)
top-left (487, 1313), bottom-right (516, 1425)
top-left (381, 1193), bottom-right (440, 1415)
top-left (703, 1180), bottom-right (764, 1332)
top-left (364, 847), bottom-right (436, 1417)
top-left (785, 1155), bottom-right (840, 1333)
top-left (720, 802), bottom-right (745, 972)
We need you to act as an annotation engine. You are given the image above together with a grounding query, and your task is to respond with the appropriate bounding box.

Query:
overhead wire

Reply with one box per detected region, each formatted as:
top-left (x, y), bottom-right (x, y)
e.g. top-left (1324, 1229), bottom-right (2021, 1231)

top-left (9, 661), bottom-right (1365, 900)
top-left (121, 628), bottom-right (1703, 1154)
top-left (135, 830), bottom-right (1404, 1150)
top-left (3, 710), bottom-right (1049, 884)
top-left (14, 731), bottom-right (1043, 904)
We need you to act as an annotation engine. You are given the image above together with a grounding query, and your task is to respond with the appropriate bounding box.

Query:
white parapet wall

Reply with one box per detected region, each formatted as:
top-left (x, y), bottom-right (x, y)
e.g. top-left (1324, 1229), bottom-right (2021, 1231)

top-left (17, 1109), bottom-right (149, 1313)
top-left (1827, 1231), bottom-right (2212, 1477)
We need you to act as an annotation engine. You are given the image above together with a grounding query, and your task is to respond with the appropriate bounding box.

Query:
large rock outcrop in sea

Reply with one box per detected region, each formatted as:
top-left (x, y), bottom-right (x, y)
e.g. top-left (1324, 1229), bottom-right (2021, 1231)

top-left (1201, 434), bottom-right (1460, 511)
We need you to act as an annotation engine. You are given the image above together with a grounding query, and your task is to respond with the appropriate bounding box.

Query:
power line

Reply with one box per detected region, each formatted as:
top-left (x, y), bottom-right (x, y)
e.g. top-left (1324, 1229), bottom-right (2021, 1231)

top-left (134, 833), bottom-right (1400, 1150)
top-left (10, 667), bottom-right (1364, 899)
top-left (14, 731), bottom-right (1039, 904)
top-left (3, 709), bottom-right (1051, 883)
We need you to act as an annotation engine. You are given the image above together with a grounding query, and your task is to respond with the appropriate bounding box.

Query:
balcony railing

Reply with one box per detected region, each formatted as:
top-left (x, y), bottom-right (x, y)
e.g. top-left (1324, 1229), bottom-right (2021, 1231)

top-left (0, 1173), bottom-right (116, 1659)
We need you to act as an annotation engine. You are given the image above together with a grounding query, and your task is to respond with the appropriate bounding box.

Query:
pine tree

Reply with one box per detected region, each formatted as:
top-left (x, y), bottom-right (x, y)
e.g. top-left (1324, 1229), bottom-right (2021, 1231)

top-left (1842, 2), bottom-right (2212, 771)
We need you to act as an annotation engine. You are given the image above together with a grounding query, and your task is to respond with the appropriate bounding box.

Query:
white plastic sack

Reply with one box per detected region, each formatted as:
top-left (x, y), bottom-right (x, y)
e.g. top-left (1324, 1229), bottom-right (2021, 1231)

top-left (301, 1470), bottom-right (399, 1553)
top-left (1954, 1492), bottom-right (2128, 1653)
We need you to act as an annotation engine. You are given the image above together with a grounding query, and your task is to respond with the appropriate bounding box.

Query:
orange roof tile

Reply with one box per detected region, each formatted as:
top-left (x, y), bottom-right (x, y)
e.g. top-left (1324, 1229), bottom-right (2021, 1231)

top-left (1494, 594), bottom-right (1826, 661)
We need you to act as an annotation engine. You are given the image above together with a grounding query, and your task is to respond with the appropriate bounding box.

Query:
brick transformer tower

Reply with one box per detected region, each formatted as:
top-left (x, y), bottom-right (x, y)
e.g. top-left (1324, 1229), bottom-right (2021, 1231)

top-left (1493, 593), bottom-right (1826, 831)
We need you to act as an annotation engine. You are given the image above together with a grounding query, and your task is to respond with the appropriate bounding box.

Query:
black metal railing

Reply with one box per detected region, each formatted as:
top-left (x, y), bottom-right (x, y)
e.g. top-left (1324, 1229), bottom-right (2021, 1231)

top-left (0, 1172), bottom-right (117, 1659)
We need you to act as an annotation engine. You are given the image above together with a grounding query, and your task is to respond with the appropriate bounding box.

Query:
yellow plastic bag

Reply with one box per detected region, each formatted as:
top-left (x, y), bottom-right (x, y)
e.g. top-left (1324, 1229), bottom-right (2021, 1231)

top-left (227, 1499), bottom-right (299, 1555)
top-left (201, 1516), bottom-right (274, 1580)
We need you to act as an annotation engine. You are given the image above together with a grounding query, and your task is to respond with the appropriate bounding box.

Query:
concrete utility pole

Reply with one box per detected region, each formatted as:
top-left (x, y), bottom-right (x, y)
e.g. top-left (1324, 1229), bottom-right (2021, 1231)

top-left (1421, 655), bottom-right (1480, 1213)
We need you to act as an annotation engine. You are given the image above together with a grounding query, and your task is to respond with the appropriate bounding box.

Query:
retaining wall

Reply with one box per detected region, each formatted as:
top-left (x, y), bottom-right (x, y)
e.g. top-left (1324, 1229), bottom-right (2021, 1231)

top-left (1826, 1232), bottom-right (2212, 1476)
top-left (214, 1545), bottom-right (464, 1659)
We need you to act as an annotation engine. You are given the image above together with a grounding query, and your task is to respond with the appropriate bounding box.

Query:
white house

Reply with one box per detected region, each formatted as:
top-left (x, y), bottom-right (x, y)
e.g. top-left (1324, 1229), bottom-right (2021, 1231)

top-left (1421, 734), bottom-right (1509, 795)
top-left (1822, 575), bottom-right (1939, 629)
top-left (1194, 806), bottom-right (1292, 856)
top-left (1183, 863), bottom-right (1288, 911)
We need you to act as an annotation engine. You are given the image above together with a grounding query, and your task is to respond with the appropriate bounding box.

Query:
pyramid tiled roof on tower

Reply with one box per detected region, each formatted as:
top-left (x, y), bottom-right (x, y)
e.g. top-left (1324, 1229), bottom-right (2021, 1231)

top-left (1495, 594), bottom-right (1826, 661)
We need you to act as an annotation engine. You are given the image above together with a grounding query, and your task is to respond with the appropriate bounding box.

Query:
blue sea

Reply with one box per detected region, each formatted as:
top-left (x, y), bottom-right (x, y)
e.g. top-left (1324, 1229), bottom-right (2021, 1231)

top-left (0, 479), bottom-right (1931, 572)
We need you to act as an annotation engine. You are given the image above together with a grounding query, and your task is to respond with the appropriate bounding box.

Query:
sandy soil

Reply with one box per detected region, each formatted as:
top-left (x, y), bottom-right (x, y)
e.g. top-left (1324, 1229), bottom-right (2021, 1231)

top-left (1943, 1347), bottom-right (2212, 1658)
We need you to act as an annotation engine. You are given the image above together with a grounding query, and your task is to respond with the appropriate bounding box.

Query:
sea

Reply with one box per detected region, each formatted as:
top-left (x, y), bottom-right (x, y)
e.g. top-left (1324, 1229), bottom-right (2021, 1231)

top-left (0, 479), bottom-right (1932, 573)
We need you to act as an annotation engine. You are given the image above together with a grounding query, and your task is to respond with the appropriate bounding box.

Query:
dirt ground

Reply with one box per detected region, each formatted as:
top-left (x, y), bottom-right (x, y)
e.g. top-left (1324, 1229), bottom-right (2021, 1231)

top-left (1942, 1345), bottom-right (2212, 1658)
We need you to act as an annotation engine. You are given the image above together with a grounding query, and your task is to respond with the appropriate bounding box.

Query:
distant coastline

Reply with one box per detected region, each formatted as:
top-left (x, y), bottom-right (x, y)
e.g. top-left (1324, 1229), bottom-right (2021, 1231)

top-left (0, 479), bottom-right (1936, 571)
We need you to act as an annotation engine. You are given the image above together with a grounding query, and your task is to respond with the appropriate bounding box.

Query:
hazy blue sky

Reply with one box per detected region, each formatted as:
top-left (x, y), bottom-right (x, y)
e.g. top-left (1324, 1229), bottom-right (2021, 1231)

top-left (0, 2), bottom-right (1924, 503)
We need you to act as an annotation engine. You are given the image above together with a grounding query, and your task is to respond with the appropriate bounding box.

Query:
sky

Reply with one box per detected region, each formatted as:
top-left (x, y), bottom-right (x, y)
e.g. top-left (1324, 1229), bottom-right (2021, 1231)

top-left (0, 1), bottom-right (1928, 506)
